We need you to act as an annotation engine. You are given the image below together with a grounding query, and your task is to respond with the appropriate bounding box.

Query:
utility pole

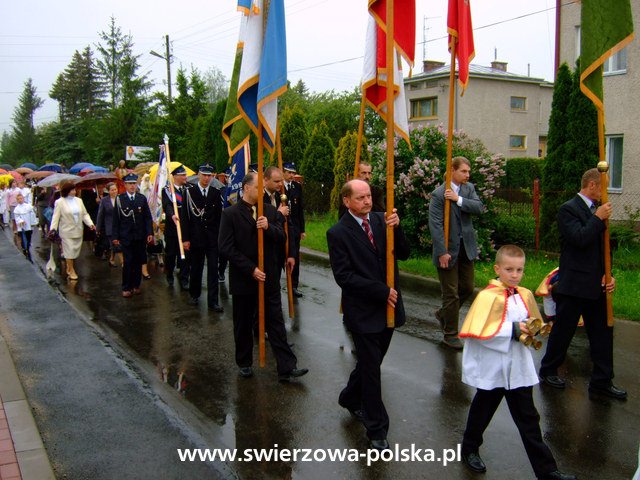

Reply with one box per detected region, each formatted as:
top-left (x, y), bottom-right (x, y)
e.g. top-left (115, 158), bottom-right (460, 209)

top-left (150, 35), bottom-right (172, 103)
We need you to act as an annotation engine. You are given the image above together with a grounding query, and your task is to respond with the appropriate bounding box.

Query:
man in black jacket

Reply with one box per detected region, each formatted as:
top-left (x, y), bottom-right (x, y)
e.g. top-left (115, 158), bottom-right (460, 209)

top-left (162, 165), bottom-right (191, 289)
top-left (539, 168), bottom-right (625, 400)
top-left (185, 164), bottom-right (223, 312)
top-left (112, 173), bottom-right (153, 298)
top-left (219, 172), bottom-right (308, 382)
top-left (327, 179), bottom-right (410, 450)
top-left (283, 162), bottom-right (305, 297)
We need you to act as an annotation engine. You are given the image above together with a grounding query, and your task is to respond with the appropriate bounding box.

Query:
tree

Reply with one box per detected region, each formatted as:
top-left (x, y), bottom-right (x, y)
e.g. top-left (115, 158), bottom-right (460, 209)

top-left (280, 105), bottom-right (308, 166)
top-left (9, 78), bottom-right (44, 163)
top-left (203, 66), bottom-right (229, 108)
top-left (301, 121), bottom-right (335, 213)
top-left (306, 89), bottom-right (360, 147)
top-left (331, 131), bottom-right (370, 209)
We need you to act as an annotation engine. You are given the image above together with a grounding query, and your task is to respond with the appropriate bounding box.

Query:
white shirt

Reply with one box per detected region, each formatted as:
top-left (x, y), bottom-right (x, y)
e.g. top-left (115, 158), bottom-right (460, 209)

top-left (14, 203), bottom-right (37, 232)
top-left (20, 186), bottom-right (32, 205)
top-left (451, 182), bottom-right (464, 207)
top-left (462, 293), bottom-right (539, 390)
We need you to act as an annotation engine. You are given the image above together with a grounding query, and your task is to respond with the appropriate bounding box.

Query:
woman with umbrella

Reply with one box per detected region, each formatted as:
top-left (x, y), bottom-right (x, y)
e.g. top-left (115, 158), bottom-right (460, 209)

top-left (49, 181), bottom-right (95, 280)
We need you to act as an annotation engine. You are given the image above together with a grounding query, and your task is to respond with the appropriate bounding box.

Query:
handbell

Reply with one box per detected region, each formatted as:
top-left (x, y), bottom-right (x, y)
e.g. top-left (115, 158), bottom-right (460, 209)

top-left (531, 338), bottom-right (543, 350)
top-left (525, 317), bottom-right (543, 336)
top-left (519, 334), bottom-right (533, 347)
top-left (538, 323), bottom-right (552, 337)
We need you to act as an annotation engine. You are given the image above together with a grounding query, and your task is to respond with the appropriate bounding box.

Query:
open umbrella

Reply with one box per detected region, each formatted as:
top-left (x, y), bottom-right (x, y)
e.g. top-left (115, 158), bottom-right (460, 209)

top-left (19, 162), bottom-right (38, 170)
top-left (8, 171), bottom-right (24, 182)
top-left (25, 171), bottom-right (55, 180)
top-left (38, 163), bottom-right (64, 173)
top-left (133, 162), bottom-right (156, 176)
top-left (79, 165), bottom-right (109, 175)
top-left (0, 169), bottom-right (7, 174)
top-left (37, 173), bottom-right (79, 188)
top-left (0, 164), bottom-right (14, 170)
top-left (69, 162), bottom-right (94, 174)
top-left (149, 162), bottom-right (195, 184)
top-left (16, 167), bottom-right (34, 174)
top-left (74, 172), bottom-right (117, 188)
top-left (0, 174), bottom-right (14, 186)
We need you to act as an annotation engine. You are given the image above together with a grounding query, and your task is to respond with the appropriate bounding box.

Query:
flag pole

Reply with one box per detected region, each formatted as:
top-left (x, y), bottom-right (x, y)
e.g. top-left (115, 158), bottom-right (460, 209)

top-left (276, 126), bottom-right (295, 319)
top-left (596, 110), bottom-right (614, 326)
top-left (354, 94), bottom-right (367, 179)
top-left (385, 0), bottom-right (396, 327)
top-left (163, 135), bottom-right (185, 260)
top-left (444, 43), bottom-right (457, 250)
top-left (257, 125), bottom-right (266, 368)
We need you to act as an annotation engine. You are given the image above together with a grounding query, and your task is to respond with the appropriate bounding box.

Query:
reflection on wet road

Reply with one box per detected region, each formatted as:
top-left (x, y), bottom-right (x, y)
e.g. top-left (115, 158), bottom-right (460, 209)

top-left (31, 236), bottom-right (640, 479)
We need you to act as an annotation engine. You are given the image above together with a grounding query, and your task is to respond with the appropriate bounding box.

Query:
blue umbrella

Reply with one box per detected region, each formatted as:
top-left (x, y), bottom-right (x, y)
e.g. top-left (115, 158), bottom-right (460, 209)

top-left (19, 162), bottom-right (38, 170)
top-left (38, 164), bottom-right (64, 173)
top-left (69, 162), bottom-right (93, 173)
top-left (0, 163), bottom-right (14, 170)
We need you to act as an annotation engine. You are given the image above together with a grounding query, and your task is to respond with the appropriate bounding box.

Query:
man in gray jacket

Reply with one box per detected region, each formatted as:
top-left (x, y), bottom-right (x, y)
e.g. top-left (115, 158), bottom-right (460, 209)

top-left (428, 157), bottom-right (484, 349)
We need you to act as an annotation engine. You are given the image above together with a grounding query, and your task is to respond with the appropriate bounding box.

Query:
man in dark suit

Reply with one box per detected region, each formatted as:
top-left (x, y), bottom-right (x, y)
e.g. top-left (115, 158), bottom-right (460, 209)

top-left (263, 166), bottom-right (298, 283)
top-left (283, 162), bottom-right (305, 297)
top-left (185, 164), bottom-right (223, 312)
top-left (112, 173), bottom-right (153, 298)
top-left (219, 172), bottom-right (308, 381)
top-left (539, 168), bottom-right (625, 400)
top-left (162, 165), bottom-right (191, 289)
top-left (428, 156), bottom-right (484, 350)
top-left (327, 179), bottom-right (410, 451)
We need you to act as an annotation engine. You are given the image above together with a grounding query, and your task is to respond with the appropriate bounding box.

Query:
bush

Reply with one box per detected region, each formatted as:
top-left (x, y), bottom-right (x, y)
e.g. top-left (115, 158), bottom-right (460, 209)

top-left (492, 214), bottom-right (536, 249)
top-left (502, 157), bottom-right (544, 189)
top-left (302, 179), bottom-right (331, 214)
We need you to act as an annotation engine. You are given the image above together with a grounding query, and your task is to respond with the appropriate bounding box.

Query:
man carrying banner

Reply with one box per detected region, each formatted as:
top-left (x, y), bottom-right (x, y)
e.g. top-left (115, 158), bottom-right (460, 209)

top-left (219, 171), bottom-right (308, 381)
top-left (428, 157), bottom-right (483, 350)
top-left (327, 179), bottom-right (410, 451)
top-left (162, 165), bottom-right (191, 289)
top-left (185, 164), bottom-right (223, 312)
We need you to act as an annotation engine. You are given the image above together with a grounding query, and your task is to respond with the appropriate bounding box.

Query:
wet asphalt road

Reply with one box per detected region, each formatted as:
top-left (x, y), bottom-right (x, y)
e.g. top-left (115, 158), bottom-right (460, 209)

top-left (2, 230), bottom-right (640, 479)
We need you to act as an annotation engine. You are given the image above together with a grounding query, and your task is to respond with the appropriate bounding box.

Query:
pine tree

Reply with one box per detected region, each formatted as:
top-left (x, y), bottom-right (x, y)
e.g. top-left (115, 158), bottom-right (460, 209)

top-left (331, 131), bottom-right (370, 209)
top-left (9, 78), bottom-right (44, 163)
top-left (280, 106), bottom-right (308, 167)
top-left (301, 121), bottom-right (335, 212)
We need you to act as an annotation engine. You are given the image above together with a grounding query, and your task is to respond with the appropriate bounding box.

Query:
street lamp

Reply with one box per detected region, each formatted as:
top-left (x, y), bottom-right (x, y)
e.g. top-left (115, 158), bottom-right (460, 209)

top-left (150, 34), bottom-right (172, 103)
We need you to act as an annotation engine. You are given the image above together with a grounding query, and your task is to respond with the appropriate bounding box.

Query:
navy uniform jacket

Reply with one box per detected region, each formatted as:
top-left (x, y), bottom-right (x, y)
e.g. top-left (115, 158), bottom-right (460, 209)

top-left (112, 193), bottom-right (152, 245)
top-left (555, 195), bottom-right (606, 300)
top-left (327, 211), bottom-right (410, 334)
top-left (162, 184), bottom-right (190, 241)
top-left (185, 185), bottom-right (222, 249)
top-left (218, 201), bottom-right (285, 296)
top-left (285, 180), bottom-right (305, 236)
top-left (263, 190), bottom-right (300, 261)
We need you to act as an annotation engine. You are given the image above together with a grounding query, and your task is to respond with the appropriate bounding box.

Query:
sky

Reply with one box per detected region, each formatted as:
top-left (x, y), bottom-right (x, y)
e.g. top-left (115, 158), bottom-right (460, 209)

top-left (0, 0), bottom-right (558, 138)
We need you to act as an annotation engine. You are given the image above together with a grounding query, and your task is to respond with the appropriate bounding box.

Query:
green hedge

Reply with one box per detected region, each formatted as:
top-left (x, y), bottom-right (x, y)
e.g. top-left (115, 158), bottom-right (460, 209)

top-left (492, 214), bottom-right (536, 249)
top-left (502, 157), bottom-right (544, 189)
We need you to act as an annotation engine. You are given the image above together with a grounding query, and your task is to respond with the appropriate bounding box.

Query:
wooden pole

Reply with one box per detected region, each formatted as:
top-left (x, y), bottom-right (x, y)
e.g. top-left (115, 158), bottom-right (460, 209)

top-left (257, 125), bottom-right (266, 367)
top-left (354, 94), bottom-right (367, 178)
top-left (164, 139), bottom-right (185, 259)
top-left (444, 44), bottom-right (457, 250)
top-left (276, 127), bottom-right (295, 319)
top-left (596, 109), bottom-right (614, 326)
top-left (385, 0), bottom-right (395, 327)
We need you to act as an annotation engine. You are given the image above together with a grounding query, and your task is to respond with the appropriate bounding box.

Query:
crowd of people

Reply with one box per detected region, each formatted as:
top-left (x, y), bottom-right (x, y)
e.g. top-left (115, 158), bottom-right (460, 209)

top-left (1, 159), bottom-right (626, 479)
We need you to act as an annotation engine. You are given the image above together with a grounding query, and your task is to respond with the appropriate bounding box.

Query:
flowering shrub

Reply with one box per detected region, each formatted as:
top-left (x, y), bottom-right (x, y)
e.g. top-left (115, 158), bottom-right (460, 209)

top-left (368, 124), bottom-right (506, 259)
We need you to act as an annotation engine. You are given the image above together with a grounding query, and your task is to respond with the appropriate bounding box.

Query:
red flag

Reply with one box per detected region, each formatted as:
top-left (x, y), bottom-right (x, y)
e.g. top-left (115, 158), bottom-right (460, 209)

top-left (448, 0), bottom-right (475, 94)
top-left (363, 0), bottom-right (415, 143)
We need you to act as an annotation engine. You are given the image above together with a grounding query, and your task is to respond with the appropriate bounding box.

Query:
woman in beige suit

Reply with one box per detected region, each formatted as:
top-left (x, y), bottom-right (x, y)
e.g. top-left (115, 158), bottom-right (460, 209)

top-left (50, 181), bottom-right (95, 280)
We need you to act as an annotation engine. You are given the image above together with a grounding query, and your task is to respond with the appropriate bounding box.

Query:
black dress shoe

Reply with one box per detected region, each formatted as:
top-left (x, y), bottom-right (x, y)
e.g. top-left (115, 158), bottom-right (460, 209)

top-left (588, 383), bottom-right (627, 400)
top-left (370, 439), bottom-right (390, 451)
top-left (278, 368), bottom-right (309, 382)
top-left (188, 297), bottom-right (199, 306)
top-left (442, 336), bottom-right (464, 350)
top-left (541, 375), bottom-right (566, 389)
top-left (209, 303), bottom-right (224, 313)
top-left (239, 367), bottom-right (253, 378)
top-left (537, 470), bottom-right (577, 480)
top-left (339, 401), bottom-right (365, 421)
top-left (292, 288), bottom-right (303, 298)
top-left (462, 451), bottom-right (487, 473)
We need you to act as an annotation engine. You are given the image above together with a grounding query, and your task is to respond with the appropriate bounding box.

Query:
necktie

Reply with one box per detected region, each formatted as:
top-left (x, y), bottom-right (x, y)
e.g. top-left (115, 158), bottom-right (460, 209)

top-left (507, 287), bottom-right (516, 296)
top-left (590, 203), bottom-right (597, 214)
top-left (129, 195), bottom-right (135, 202)
top-left (251, 205), bottom-right (257, 220)
top-left (362, 218), bottom-right (376, 249)
top-left (270, 192), bottom-right (276, 207)
top-left (202, 188), bottom-right (207, 197)
top-left (175, 187), bottom-right (182, 205)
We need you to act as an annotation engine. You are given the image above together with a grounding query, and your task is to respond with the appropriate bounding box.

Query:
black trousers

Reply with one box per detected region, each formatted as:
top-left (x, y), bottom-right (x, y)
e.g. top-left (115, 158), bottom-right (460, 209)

top-left (164, 235), bottom-right (190, 284)
top-left (189, 245), bottom-right (219, 304)
top-left (463, 386), bottom-right (557, 477)
top-left (232, 291), bottom-right (297, 375)
top-left (339, 328), bottom-right (394, 440)
top-left (121, 240), bottom-right (146, 291)
top-left (539, 293), bottom-right (613, 387)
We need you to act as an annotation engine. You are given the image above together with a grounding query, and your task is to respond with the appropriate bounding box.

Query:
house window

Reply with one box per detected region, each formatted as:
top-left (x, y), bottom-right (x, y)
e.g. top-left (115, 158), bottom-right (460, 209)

top-left (606, 135), bottom-right (623, 190)
top-left (410, 97), bottom-right (438, 119)
top-left (409, 81), bottom-right (425, 90)
top-left (510, 96), bottom-right (527, 111)
top-left (604, 48), bottom-right (627, 74)
top-left (509, 135), bottom-right (526, 150)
